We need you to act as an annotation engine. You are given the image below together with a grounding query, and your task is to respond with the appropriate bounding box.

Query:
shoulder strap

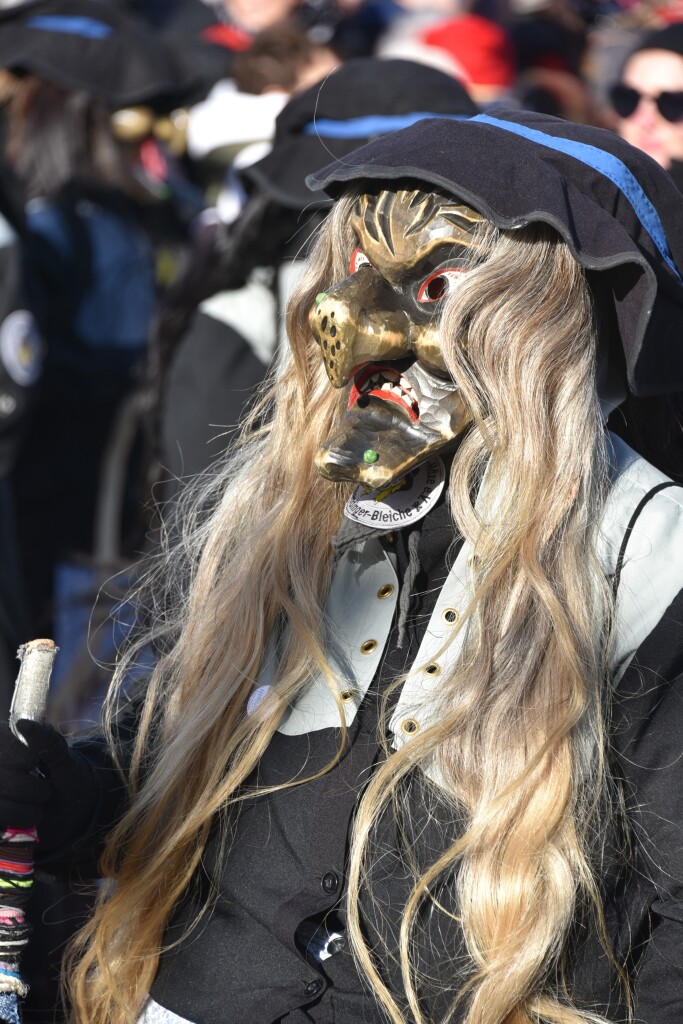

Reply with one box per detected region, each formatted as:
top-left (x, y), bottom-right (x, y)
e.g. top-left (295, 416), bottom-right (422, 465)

top-left (612, 480), bottom-right (681, 599)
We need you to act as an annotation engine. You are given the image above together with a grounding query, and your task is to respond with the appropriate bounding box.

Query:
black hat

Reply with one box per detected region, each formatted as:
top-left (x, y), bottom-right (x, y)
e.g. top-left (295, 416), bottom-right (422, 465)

top-left (0, 0), bottom-right (199, 111)
top-left (308, 108), bottom-right (683, 397)
top-left (631, 21), bottom-right (683, 61)
top-left (242, 58), bottom-right (478, 211)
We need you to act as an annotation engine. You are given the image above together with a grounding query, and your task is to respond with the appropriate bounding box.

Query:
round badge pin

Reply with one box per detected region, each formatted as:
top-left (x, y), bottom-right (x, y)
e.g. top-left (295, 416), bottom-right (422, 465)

top-left (0, 310), bottom-right (43, 388)
top-left (344, 456), bottom-right (446, 529)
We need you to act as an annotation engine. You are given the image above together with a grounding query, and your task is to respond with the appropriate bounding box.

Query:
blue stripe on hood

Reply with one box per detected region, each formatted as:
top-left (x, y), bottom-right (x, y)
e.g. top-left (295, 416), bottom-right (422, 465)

top-left (303, 112), bottom-right (470, 139)
top-left (26, 15), bottom-right (113, 39)
top-left (471, 113), bottom-right (682, 283)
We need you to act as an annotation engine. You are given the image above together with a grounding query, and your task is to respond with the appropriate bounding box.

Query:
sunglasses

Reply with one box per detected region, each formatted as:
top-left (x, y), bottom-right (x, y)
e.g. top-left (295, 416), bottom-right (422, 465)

top-left (609, 82), bottom-right (683, 123)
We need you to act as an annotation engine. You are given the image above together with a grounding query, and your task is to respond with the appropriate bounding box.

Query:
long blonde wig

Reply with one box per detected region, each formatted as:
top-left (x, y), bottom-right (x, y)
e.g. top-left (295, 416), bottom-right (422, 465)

top-left (66, 194), bottom-right (622, 1024)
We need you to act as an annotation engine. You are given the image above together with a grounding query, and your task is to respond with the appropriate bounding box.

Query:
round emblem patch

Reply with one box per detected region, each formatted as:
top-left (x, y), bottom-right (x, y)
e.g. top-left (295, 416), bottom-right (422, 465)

top-left (0, 310), bottom-right (43, 387)
top-left (344, 455), bottom-right (446, 529)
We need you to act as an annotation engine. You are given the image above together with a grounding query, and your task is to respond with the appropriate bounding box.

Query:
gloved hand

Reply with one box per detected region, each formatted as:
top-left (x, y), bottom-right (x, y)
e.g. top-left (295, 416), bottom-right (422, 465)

top-left (0, 720), bottom-right (100, 853)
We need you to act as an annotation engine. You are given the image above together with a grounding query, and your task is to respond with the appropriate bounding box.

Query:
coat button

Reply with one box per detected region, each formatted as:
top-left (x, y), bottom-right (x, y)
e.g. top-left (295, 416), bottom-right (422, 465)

top-left (322, 871), bottom-right (339, 894)
top-left (303, 978), bottom-right (324, 997)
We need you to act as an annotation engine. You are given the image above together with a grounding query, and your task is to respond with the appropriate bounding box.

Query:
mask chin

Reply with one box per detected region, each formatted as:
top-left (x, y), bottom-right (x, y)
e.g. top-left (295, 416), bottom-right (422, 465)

top-left (315, 361), bottom-right (471, 487)
top-left (315, 402), bottom-right (449, 486)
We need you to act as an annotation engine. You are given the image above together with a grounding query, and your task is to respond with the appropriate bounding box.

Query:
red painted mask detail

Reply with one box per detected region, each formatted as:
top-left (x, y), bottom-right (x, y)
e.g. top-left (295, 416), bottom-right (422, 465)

top-left (417, 267), bottom-right (465, 303)
top-left (349, 247), bottom-right (371, 274)
top-left (348, 362), bottom-right (419, 422)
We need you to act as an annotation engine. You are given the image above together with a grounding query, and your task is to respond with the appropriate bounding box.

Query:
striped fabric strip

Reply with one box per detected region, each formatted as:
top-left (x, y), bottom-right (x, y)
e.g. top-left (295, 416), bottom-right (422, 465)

top-left (0, 864), bottom-right (32, 876)
top-left (0, 829), bottom-right (37, 844)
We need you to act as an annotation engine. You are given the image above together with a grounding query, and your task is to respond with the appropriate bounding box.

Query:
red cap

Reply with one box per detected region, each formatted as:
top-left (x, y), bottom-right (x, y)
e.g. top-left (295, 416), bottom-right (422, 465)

top-left (201, 23), bottom-right (253, 52)
top-left (422, 14), bottom-right (516, 89)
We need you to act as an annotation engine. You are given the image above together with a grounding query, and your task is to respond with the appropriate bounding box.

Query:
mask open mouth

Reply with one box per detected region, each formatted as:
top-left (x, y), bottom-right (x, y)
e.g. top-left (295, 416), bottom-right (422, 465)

top-left (348, 362), bottom-right (419, 422)
top-left (316, 357), bottom-right (468, 488)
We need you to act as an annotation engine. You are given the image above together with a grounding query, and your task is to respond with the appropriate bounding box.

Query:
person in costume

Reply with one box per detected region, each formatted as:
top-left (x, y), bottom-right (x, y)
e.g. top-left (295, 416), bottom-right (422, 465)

top-left (1, 110), bottom-right (683, 1024)
top-left (153, 57), bottom-right (477, 497)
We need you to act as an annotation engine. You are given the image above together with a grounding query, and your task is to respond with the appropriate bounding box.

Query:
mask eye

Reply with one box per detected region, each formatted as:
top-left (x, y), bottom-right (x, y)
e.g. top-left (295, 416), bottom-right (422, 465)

top-left (417, 267), bottom-right (464, 303)
top-left (349, 247), bottom-right (371, 274)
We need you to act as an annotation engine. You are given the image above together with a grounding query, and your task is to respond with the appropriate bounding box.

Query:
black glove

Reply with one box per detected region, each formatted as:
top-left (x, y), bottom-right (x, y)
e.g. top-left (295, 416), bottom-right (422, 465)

top-left (0, 720), bottom-right (100, 853)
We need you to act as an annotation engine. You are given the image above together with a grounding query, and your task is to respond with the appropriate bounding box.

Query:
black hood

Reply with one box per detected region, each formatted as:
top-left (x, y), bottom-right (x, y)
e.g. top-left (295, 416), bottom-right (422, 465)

top-left (0, 0), bottom-right (199, 111)
top-left (243, 58), bottom-right (478, 211)
top-left (307, 109), bottom-right (683, 397)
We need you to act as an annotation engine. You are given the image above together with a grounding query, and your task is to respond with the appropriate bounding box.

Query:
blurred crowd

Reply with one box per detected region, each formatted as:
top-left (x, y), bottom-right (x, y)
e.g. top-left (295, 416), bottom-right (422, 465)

top-left (1, 0), bottom-right (683, 715)
top-left (0, 0), bottom-right (681, 1017)
top-left (3, 0), bottom-right (683, 725)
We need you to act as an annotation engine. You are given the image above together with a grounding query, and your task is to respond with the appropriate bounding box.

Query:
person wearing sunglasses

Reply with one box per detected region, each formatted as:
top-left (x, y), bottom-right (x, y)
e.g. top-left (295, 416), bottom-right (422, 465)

top-left (609, 23), bottom-right (683, 190)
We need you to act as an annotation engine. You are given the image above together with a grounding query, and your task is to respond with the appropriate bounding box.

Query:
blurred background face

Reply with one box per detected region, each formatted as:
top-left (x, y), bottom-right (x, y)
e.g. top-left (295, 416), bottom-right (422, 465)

top-left (224, 0), bottom-right (303, 32)
top-left (617, 49), bottom-right (683, 169)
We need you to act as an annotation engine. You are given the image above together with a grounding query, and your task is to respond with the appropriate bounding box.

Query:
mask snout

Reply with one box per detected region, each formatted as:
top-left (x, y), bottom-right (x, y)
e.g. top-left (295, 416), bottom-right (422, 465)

top-left (309, 266), bottom-right (411, 388)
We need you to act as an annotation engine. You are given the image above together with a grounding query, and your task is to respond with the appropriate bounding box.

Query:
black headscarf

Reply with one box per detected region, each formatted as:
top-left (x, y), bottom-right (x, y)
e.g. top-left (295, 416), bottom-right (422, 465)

top-left (308, 108), bottom-right (683, 397)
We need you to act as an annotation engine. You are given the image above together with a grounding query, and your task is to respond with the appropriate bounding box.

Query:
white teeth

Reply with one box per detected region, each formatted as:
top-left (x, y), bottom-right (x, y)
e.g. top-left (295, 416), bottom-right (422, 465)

top-left (355, 368), bottom-right (419, 416)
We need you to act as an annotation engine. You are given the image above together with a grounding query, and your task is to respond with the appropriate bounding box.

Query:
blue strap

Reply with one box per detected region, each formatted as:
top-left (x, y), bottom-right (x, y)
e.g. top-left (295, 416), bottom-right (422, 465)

top-left (26, 15), bottom-right (112, 39)
top-left (471, 113), bottom-right (682, 284)
top-left (303, 112), bottom-right (469, 139)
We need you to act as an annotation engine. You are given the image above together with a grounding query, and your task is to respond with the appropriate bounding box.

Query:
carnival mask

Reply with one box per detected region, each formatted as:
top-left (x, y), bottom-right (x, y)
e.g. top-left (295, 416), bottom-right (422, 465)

top-left (310, 188), bottom-right (484, 488)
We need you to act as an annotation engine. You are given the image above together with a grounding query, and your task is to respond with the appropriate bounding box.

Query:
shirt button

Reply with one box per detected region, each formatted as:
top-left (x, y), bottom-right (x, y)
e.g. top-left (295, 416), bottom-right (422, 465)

top-left (303, 978), bottom-right (324, 997)
top-left (321, 871), bottom-right (339, 894)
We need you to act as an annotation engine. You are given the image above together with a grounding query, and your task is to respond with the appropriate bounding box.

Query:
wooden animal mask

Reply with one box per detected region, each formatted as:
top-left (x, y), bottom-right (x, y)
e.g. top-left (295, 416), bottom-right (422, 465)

top-left (310, 188), bottom-right (484, 486)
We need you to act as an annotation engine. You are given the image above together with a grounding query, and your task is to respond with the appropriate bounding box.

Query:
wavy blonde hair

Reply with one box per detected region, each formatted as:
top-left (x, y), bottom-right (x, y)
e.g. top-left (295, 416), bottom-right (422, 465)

top-left (66, 193), bottom-right (622, 1024)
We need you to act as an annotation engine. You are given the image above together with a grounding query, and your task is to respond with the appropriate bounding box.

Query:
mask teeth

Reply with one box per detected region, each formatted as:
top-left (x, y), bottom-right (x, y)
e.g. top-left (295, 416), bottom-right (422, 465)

top-left (357, 367), bottom-right (418, 417)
